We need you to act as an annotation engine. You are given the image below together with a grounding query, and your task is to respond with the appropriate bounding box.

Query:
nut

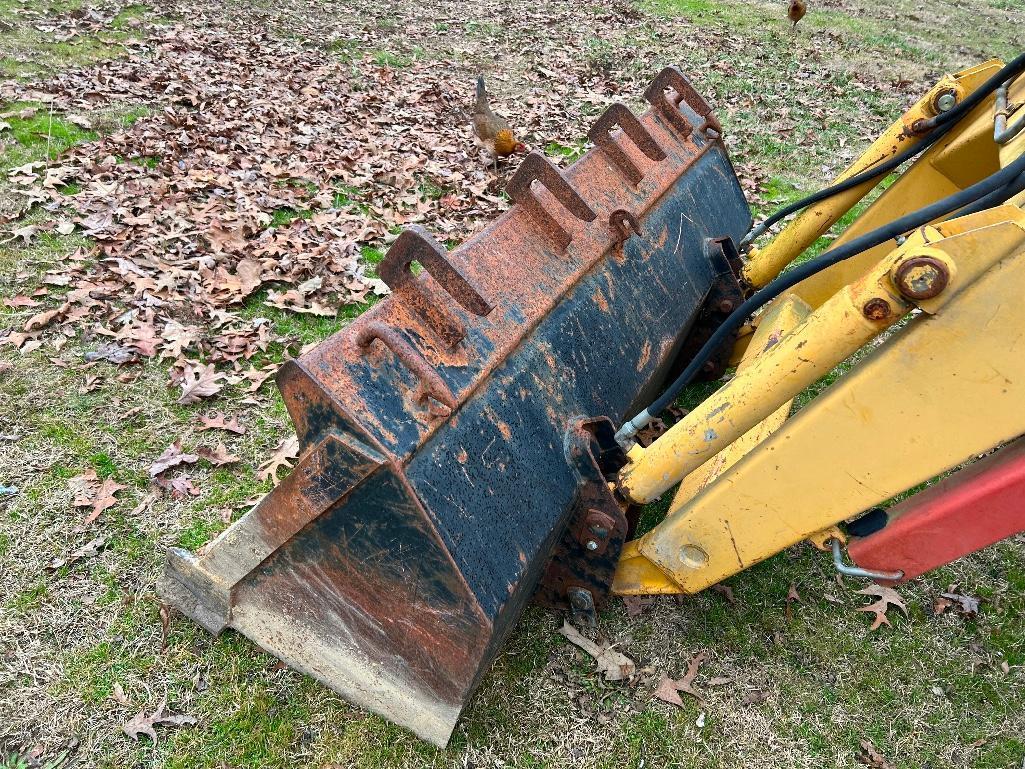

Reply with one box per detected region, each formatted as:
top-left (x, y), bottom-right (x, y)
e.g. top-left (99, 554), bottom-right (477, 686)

top-left (933, 89), bottom-right (957, 113)
top-left (893, 256), bottom-right (950, 300)
top-left (585, 540), bottom-right (599, 551)
top-left (862, 298), bottom-right (892, 321)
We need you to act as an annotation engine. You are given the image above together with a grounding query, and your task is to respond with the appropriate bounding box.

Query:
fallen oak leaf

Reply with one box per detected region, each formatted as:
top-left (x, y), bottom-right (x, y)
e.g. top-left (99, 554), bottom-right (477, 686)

top-left (622, 595), bottom-right (656, 618)
top-left (785, 582), bottom-right (802, 619)
top-left (558, 619), bottom-right (635, 681)
top-left (122, 699), bottom-right (196, 744)
top-left (82, 479), bottom-right (126, 525)
top-left (46, 535), bottom-right (107, 570)
top-left (857, 739), bottom-right (896, 769)
top-left (856, 584), bottom-right (908, 630)
top-left (177, 363), bottom-right (224, 405)
top-left (653, 675), bottom-right (686, 707)
top-left (112, 682), bottom-right (131, 706)
top-left (84, 343), bottom-right (139, 365)
top-left (155, 474), bottom-right (201, 498)
top-left (149, 442), bottom-right (199, 477)
top-left (652, 651), bottom-right (708, 706)
top-left (8, 224), bottom-right (38, 245)
top-left (940, 591), bottom-right (980, 617)
top-left (196, 411), bottom-right (245, 434)
top-left (711, 583), bottom-right (737, 606)
top-left (197, 443), bottom-right (241, 467)
top-left (24, 307), bottom-right (62, 332)
top-left (243, 364), bottom-right (278, 394)
top-left (3, 295), bottom-right (40, 308)
top-left (257, 437), bottom-right (299, 484)
top-left (69, 468), bottom-right (99, 507)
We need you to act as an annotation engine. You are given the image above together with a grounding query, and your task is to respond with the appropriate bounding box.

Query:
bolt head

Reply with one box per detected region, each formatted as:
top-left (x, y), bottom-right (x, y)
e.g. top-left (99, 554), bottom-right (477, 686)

top-left (862, 298), bottom-right (892, 321)
top-left (893, 256), bottom-right (950, 300)
top-left (585, 540), bottom-right (599, 551)
top-left (936, 92), bottom-right (957, 112)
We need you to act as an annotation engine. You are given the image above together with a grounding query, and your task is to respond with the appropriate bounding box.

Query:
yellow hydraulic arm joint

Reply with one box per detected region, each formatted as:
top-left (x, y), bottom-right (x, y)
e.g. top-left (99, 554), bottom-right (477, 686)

top-left (613, 206), bottom-right (1025, 595)
top-left (742, 60), bottom-right (1003, 291)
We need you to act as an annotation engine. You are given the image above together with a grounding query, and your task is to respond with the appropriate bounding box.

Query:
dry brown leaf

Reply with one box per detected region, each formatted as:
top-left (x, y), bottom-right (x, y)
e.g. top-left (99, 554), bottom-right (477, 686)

top-left (112, 682), bottom-right (131, 706)
top-left (196, 412), bottom-right (245, 434)
top-left (69, 468), bottom-right (100, 507)
top-left (652, 675), bottom-right (686, 707)
top-left (557, 620), bottom-right (635, 681)
top-left (940, 591), bottom-right (980, 617)
top-left (622, 595), bottom-right (656, 618)
top-left (856, 584), bottom-right (908, 630)
top-left (122, 699), bottom-right (196, 744)
top-left (785, 582), bottom-right (802, 619)
top-left (46, 535), bottom-right (107, 570)
top-left (197, 443), bottom-right (241, 466)
top-left (82, 479), bottom-right (126, 525)
top-left (653, 651), bottom-right (708, 707)
top-left (156, 474), bottom-right (201, 498)
top-left (257, 437), bottom-right (300, 484)
top-left (857, 739), bottom-right (896, 769)
top-left (149, 442), bottom-right (199, 477)
top-left (712, 583), bottom-right (737, 606)
top-left (178, 363), bottom-right (224, 405)
top-left (24, 308), bottom-right (60, 331)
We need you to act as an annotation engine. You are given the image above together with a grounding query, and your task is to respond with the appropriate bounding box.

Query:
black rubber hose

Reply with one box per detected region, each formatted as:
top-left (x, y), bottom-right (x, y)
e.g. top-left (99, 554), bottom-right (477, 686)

top-left (616, 149), bottom-right (1025, 439)
top-left (741, 51), bottom-right (1025, 246)
top-left (954, 169), bottom-right (1025, 218)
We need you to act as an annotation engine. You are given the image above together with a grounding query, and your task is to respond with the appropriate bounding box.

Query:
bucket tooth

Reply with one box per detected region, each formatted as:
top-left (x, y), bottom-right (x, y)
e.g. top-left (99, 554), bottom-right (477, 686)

top-left (160, 71), bottom-right (751, 746)
top-left (645, 66), bottom-right (721, 137)
top-left (506, 152), bottom-right (597, 251)
top-left (379, 225), bottom-right (494, 347)
top-left (588, 102), bottom-right (667, 186)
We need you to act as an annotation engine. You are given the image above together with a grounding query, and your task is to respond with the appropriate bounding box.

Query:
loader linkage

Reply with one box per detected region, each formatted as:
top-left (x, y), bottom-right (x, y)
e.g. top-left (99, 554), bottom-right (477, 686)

top-left (162, 57), bottom-right (1025, 747)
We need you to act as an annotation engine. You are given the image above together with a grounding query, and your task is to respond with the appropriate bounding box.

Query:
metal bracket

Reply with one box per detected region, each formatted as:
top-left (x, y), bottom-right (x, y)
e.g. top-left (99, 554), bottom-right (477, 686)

top-left (379, 226), bottom-right (494, 347)
top-left (830, 538), bottom-right (904, 581)
top-left (610, 209), bottom-right (642, 247)
top-left (534, 417), bottom-right (630, 617)
top-left (507, 153), bottom-right (597, 252)
top-left (356, 321), bottom-right (457, 415)
top-left (588, 103), bottom-right (667, 186)
top-left (644, 66), bottom-right (721, 138)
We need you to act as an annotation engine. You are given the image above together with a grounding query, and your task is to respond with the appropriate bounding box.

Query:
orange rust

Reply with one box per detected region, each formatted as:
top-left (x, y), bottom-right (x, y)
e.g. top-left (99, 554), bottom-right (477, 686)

top-left (637, 340), bottom-right (652, 371)
top-left (287, 95), bottom-right (713, 464)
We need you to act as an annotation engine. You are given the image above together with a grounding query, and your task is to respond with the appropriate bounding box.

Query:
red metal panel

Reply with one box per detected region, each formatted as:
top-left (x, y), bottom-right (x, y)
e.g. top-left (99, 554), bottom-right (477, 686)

top-left (848, 437), bottom-right (1025, 583)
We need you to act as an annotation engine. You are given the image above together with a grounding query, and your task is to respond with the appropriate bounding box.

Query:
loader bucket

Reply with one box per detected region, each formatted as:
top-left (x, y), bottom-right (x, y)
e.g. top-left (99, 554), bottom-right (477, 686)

top-left (159, 67), bottom-right (750, 746)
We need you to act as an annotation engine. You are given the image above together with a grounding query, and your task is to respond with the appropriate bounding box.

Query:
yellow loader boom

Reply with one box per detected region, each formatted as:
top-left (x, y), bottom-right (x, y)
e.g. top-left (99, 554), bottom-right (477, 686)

top-left (161, 54), bottom-right (1025, 745)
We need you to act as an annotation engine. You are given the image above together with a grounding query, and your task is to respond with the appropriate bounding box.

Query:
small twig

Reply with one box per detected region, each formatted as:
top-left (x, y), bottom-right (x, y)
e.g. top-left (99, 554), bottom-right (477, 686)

top-left (45, 99), bottom-right (55, 169)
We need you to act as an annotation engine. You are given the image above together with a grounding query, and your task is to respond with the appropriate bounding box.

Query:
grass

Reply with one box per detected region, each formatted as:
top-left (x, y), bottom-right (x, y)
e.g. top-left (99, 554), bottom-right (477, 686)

top-left (1, 0), bottom-right (1025, 767)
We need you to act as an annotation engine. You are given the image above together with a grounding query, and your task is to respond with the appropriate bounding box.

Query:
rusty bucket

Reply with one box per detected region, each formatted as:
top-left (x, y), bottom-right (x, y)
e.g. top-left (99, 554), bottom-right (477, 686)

top-left (160, 67), bottom-right (751, 746)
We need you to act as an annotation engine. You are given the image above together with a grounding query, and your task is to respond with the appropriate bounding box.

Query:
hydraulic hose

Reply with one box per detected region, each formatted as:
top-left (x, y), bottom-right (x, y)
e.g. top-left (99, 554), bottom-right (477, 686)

top-left (616, 149), bottom-right (1025, 445)
top-left (741, 52), bottom-right (1025, 247)
top-left (954, 169), bottom-right (1025, 219)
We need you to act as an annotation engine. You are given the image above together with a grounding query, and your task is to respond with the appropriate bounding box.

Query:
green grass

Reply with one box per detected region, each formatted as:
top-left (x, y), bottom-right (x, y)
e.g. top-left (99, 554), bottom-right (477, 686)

top-left (0, 103), bottom-right (98, 171)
